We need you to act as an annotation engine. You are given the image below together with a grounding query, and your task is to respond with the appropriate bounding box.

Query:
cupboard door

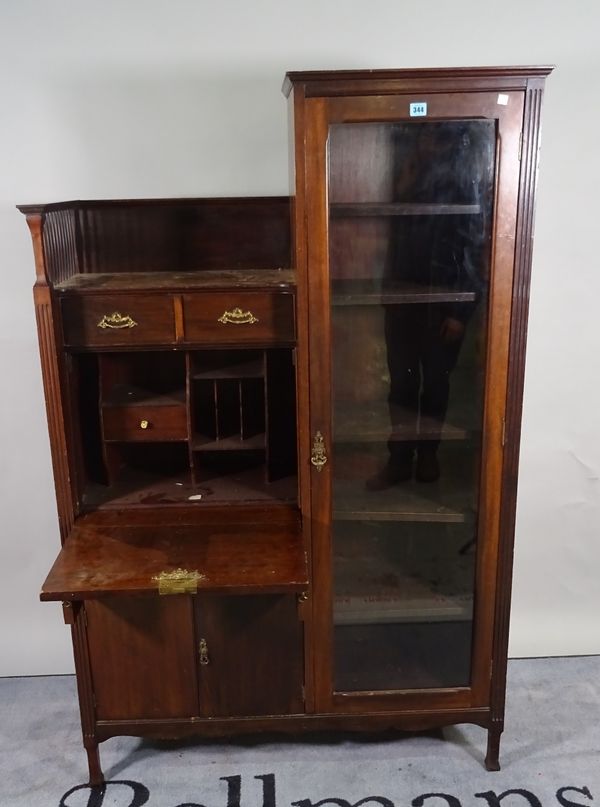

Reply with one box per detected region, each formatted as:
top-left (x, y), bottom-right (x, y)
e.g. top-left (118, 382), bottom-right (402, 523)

top-left (304, 91), bottom-right (523, 709)
top-left (195, 594), bottom-right (304, 717)
top-left (86, 596), bottom-right (198, 721)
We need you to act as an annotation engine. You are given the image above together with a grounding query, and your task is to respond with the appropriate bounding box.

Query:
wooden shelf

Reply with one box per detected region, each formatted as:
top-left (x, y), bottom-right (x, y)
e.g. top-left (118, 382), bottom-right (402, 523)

top-left (83, 469), bottom-right (297, 510)
top-left (192, 357), bottom-right (265, 380)
top-left (40, 514), bottom-right (307, 600)
top-left (55, 269), bottom-right (296, 293)
top-left (333, 534), bottom-right (474, 625)
top-left (192, 433), bottom-right (266, 451)
top-left (102, 385), bottom-right (186, 407)
top-left (334, 599), bottom-right (472, 626)
top-left (335, 406), bottom-right (471, 443)
top-left (332, 279), bottom-right (476, 306)
top-left (330, 203), bottom-right (481, 217)
top-left (333, 477), bottom-right (475, 523)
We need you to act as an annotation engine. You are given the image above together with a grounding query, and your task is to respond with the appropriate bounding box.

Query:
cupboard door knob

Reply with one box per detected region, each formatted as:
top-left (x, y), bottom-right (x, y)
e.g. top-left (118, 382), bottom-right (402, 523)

top-left (97, 312), bottom-right (138, 329)
top-left (310, 431), bottom-right (328, 472)
top-left (199, 638), bottom-right (210, 665)
top-left (218, 307), bottom-right (259, 325)
top-left (139, 419), bottom-right (149, 430)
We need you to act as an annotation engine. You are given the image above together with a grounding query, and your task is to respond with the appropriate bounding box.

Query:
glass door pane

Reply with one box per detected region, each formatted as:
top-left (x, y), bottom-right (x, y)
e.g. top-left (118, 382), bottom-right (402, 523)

top-left (328, 120), bottom-right (496, 692)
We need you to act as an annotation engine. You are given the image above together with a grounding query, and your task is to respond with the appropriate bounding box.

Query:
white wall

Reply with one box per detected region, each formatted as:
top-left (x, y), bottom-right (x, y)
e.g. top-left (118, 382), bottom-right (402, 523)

top-left (0, 0), bottom-right (598, 676)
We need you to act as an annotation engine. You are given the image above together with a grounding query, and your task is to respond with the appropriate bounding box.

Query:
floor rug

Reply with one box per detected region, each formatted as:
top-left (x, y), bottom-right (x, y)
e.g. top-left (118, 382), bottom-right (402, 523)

top-left (1, 656), bottom-right (598, 807)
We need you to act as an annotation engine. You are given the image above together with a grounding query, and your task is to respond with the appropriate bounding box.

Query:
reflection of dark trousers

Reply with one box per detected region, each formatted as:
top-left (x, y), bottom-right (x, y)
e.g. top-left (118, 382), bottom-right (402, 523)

top-left (384, 305), bottom-right (463, 459)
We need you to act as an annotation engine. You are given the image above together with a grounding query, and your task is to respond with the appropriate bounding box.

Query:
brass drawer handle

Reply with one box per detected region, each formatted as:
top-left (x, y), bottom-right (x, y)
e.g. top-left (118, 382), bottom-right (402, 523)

top-left (199, 638), bottom-right (210, 665)
top-left (97, 312), bottom-right (138, 330)
top-left (139, 419), bottom-right (149, 430)
top-left (310, 431), bottom-right (327, 472)
top-left (218, 307), bottom-right (259, 325)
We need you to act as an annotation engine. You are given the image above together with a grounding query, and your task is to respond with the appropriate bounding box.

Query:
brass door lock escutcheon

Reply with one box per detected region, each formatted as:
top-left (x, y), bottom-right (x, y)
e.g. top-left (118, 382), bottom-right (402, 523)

top-left (310, 431), bottom-right (327, 471)
top-left (199, 638), bottom-right (210, 665)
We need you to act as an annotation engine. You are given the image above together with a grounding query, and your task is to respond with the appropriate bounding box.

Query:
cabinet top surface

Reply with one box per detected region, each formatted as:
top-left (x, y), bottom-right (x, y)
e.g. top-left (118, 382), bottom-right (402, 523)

top-left (55, 269), bottom-right (296, 293)
top-left (282, 65), bottom-right (554, 96)
top-left (17, 195), bottom-right (290, 216)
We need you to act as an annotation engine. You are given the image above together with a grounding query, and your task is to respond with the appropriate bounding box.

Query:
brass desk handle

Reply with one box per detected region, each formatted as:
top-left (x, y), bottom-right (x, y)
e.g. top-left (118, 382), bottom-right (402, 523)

top-left (97, 312), bottom-right (138, 330)
top-left (310, 431), bottom-right (327, 472)
top-left (199, 638), bottom-right (210, 665)
top-left (139, 420), bottom-right (149, 430)
top-left (218, 307), bottom-right (259, 325)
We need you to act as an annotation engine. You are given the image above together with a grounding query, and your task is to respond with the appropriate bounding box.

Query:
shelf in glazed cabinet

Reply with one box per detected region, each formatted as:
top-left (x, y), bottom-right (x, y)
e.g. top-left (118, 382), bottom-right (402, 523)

top-left (330, 202), bottom-right (481, 217)
top-left (331, 279), bottom-right (476, 306)
top-left (333, 477), bottom-right (476, 523)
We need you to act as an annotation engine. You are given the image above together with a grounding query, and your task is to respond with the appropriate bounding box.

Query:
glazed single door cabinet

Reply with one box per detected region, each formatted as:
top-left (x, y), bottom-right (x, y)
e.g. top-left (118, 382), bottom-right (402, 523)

top-left (285, 65), bottom-right (551, 768)
top-left (20, 65), bottom-right (552, 784)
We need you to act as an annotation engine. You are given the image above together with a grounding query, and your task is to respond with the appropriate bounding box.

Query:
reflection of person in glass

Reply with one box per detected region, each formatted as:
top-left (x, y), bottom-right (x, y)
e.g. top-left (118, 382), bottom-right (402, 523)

top-left (367, 122), bottom-right (493, 488)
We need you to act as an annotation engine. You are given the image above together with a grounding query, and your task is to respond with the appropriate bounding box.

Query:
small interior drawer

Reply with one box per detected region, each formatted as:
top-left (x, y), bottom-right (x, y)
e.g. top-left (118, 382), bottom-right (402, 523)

top-left (61, 294), bottom-right (175, 347)
top-left (183, 292), bottom-right (295, 344)
top-left (102, 403), bottom-right (188, 442)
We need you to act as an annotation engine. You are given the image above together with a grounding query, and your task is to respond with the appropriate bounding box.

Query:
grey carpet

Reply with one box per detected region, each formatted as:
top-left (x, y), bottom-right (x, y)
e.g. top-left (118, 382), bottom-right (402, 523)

top-left (0, 657), bottom-right (598, 807)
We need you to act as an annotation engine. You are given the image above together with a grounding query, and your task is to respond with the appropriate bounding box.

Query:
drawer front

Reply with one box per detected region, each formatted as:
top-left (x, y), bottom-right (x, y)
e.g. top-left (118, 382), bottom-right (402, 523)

top-left (61, 295), bottom-right (175, 347)
top-left (183, 292), bottom-right (295, 344)
top-left (102, 404), bottom-right (188, 442)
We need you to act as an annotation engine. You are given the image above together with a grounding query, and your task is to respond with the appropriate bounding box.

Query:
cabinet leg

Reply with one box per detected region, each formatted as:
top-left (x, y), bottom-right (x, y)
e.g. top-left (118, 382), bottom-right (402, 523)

top-left (85, 741), bottom-right (104, 786)
top-left (485, 724), bottom-right (502, 771)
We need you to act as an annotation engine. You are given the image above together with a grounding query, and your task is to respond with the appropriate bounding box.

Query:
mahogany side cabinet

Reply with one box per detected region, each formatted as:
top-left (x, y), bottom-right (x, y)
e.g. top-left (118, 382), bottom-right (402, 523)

top-left (19, 66), bottom-right (552, 784)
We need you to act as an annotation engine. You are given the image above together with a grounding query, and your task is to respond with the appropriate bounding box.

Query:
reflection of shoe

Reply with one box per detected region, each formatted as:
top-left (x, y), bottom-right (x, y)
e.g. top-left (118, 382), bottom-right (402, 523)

top-left (416, 448), bottom-right (440, 482)
top-left (365, 457), bottom-right (412, 490)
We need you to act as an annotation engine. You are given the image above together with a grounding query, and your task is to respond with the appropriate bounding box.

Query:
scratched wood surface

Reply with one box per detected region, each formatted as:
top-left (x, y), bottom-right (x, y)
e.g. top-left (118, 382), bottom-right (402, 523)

top-left (41, 517), bottom-right (307, 600)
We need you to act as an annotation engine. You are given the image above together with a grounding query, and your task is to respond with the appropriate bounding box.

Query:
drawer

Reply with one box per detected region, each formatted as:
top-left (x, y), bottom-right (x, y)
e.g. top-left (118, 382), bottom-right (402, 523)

top-left (102, 404), bottom-right (188, 442)
top-left (61, 295), bottom-right (175, 348)
top-left (183, 292), bottom-right (295, 344)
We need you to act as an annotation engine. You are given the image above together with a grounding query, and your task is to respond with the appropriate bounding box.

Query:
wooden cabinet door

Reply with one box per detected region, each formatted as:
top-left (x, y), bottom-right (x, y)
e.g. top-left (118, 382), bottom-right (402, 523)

top-left (302, 89), bottom-right (524, 712)
top-left (195, 594), bottom-right (304, 717)
top-left (86, 596), bottom-right (198, 721)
